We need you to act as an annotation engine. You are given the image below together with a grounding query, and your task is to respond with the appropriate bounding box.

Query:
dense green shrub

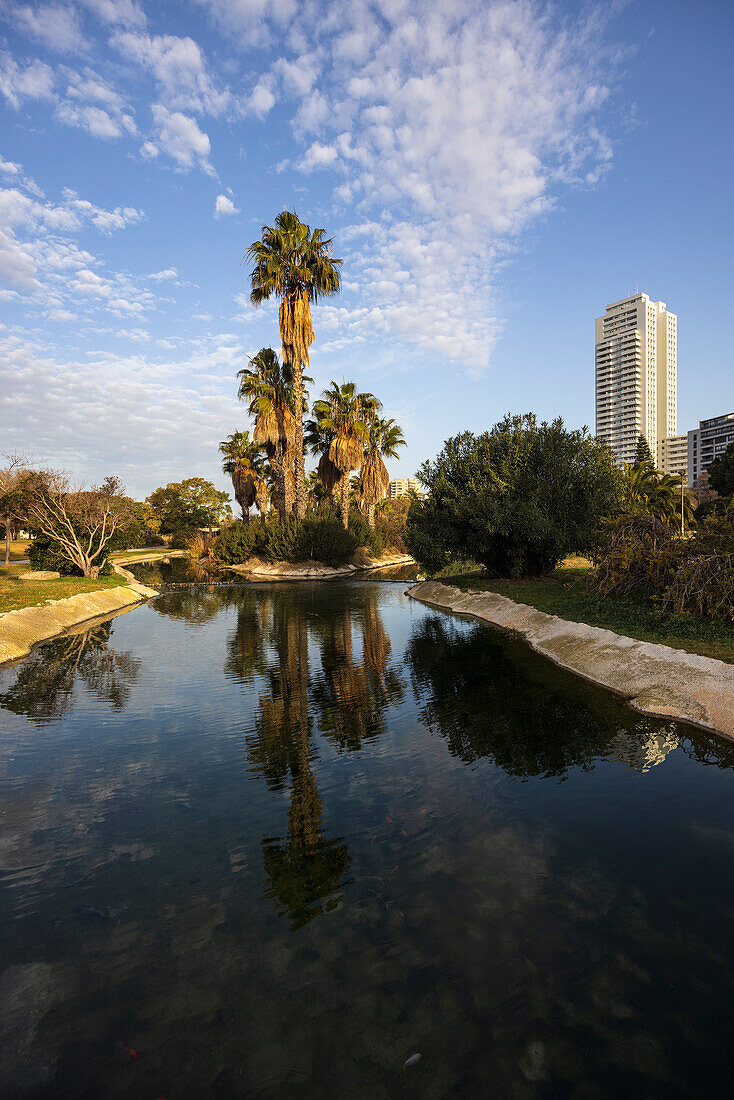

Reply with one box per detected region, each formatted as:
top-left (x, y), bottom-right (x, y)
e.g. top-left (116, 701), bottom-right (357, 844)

top-left (29, 534), bottom-right (82, 575)
top-left (212, 521), bottom-right (265, 564)
top-left (406, 415), bottom-right (622, 578)
top-left (300, 514), bottom-right (357, 565)
top-left (347, 508), bottom-right (383, 557)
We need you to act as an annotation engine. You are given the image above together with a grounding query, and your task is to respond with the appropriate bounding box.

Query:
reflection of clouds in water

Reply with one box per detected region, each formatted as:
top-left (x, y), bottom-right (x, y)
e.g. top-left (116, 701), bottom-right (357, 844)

top-left (610, 727), bottom-right (679, 773)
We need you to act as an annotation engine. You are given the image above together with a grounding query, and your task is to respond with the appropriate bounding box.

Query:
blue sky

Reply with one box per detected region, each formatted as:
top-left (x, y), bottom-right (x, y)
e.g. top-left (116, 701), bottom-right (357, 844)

top-left (1, 0), bottom-right (732, 502)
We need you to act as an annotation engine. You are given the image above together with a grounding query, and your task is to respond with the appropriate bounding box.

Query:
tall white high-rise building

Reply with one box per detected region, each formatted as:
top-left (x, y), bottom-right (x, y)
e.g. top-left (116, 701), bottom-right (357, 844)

top-left (595, 292), bottom-right (677, 465)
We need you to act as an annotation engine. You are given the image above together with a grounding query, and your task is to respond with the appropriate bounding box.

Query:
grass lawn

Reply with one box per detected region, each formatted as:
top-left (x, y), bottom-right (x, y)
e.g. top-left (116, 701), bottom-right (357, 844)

top-left (451, 561), bottom-right (734, 664)
top-left (0, 563), bottom-right (128, 615)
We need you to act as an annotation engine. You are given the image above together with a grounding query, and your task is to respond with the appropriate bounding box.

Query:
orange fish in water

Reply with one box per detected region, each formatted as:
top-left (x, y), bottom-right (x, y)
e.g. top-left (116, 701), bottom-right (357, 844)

top-left (122, 1046), bottom-right (138, 1059)
top-left (386, 815), bottom-right (394, 824)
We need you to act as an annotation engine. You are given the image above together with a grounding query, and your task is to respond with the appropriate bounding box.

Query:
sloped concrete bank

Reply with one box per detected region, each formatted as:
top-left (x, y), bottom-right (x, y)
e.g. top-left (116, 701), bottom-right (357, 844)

top-left (407, 580), bottom-right (734, 741)
top-left (0, 581), bottom-right (158, 667)
top-left (229, 553), bottom-right (414, 581)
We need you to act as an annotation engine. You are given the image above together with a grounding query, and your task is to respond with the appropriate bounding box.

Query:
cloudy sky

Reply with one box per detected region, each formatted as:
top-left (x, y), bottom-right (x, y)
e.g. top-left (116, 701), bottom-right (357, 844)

top-left (1, 0), bottom-right (732, 501)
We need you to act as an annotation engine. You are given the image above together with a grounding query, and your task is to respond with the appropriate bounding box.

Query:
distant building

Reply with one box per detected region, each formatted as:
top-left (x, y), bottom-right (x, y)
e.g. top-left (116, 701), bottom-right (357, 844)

top-left (388, 477), bottom-right (422, 500)
top-left (595, 292), bottom-right (677, 465)
top-left (657, 435), bottom-right (688, 478)
top-left (687, 412), bottom-right (734, 485)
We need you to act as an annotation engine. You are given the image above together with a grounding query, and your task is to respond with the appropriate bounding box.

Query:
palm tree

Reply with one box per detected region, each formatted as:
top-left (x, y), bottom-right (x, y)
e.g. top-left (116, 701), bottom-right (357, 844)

top-left (305, 382), bottom-right (380, 528)
top-left (245, 211), bottom-right (342, 521)
top-left (621, 463), bottom-right (695, 529)
top-left (219, 430), bottom-right (264, 522)
top-left (238, 348), bottom-right (297, 522)
top-left (358, 416), bottom-right (406, 528)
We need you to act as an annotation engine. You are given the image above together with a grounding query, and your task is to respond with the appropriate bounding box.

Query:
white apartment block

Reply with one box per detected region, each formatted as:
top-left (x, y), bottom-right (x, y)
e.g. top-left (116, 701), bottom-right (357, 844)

top-left (595, 293), bottom-right (677, 465)
top-left (657, 435), bottom-right (688, 478)
top-left (687, 412), bottom-right (734, 485)
top-left (388, 477), bottom-right (422, 500)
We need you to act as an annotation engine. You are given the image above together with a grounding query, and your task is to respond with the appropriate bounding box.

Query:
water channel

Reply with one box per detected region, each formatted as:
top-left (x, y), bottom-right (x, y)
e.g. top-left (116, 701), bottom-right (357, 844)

top-left (1, 581), bottom-right (734, 1096)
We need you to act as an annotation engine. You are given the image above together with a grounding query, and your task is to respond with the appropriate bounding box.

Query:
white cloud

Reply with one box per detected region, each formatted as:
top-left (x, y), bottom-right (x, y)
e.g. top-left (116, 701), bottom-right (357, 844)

top-left (3, 3), bottom-right (87, 53)
top-left (214, 193), bottom-right (239, 217)
top-left (298, 141), bottom-right (338, 171)
top-left (192, 0), bottom-right (297, 48)
top-left (149, 104), bottom-right (214, 173)
top-left (0, 53), bottom-right (55, 107)
top-left (77, 0), bottom-right (147, 28)
top-left (111, 30), bottom-right (229, 115)
top-left (247, 79), bottom-right (275, 118)
top-left (148, 267), bottom-right (179, 281)
top-left (0, 329), bottom-right (247, 498)
top-left (56, 101), bottom-right (136, 139)
top-left (263, 0), bottom-right (622, 369)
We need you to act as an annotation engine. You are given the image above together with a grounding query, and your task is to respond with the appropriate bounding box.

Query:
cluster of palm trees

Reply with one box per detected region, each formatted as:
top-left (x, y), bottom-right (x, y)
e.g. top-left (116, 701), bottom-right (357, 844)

top-left (218, 211), bottom-right (405, 529)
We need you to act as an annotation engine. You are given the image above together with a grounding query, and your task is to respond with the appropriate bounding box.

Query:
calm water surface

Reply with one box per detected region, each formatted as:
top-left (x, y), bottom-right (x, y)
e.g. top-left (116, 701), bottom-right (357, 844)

top-left (1, 582), bottom-right (734, 1098)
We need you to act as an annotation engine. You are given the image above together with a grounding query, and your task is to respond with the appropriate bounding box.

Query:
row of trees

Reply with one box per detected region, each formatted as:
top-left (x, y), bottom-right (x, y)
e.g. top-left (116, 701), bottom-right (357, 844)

top-left (217, 210), bottom-right (406, 530)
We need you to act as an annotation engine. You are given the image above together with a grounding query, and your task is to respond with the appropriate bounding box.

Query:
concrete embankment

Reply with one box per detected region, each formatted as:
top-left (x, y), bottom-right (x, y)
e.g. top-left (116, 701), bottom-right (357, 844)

top-left (407, 580), bottom-right (734, 741)
top-left (230, 553), bottom-right (415, 580)
top-left (0, 581), bottom-right (158, 666)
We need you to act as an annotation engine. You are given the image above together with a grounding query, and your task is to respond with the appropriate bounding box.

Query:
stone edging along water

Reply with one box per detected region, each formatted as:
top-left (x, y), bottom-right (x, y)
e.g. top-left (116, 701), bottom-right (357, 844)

top-left (407, 580), bottom-right (734, 741)
top-left (229, 553), bottom-right (415, 580)
top-left (0, 574), bottom-right (158, 667)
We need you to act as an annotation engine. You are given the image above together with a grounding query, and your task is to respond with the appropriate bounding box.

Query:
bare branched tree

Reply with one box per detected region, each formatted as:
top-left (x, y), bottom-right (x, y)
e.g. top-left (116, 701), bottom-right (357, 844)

top-left (24, 472), bottom-right (135, 578)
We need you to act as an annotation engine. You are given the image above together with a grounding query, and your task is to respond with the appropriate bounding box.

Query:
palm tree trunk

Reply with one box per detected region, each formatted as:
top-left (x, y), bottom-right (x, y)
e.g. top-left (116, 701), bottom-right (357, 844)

top-left (292, 358), bottom-right (306, 520)
top-left (270, 450), bottom-right (287, 523)
top-left (367, 502), bottom-right (375, 529)
top-left (339, 476), bottom-right (349, 529)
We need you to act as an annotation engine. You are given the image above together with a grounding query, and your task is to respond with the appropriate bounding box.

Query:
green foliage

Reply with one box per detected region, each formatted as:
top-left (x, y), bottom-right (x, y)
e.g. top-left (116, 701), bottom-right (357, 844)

top-left (300, 513), bottom-right (357, 565)
top-left (347, 508), bottom-right (382, 557)
top-left (146, 478), bottom-right (232, 534)
top-left (406, 415), bottom-right (622, 578)
top-left (212, 520), bottom-right (265, 564)
top-left (212, 512), bottom-right (359, 567)
top-left (708, 441), bottom-right (734, 497)
top-left (29, 534), bottom-right (81, 575)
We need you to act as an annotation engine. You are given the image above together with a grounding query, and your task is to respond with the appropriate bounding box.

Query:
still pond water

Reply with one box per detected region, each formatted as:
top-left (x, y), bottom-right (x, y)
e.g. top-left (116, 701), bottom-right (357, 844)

top-left (1, 581), bottom-right (734, 1097)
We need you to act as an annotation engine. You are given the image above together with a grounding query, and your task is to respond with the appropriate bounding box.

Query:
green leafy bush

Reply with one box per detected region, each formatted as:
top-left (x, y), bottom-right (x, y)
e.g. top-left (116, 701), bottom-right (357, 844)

top-left (347, 508), bottom-right (383, 557)
top-left (406, 415), bottom-right (621, 578)
top-left (300, 514), bottom-right (357, 565)
top-left (212, 521), bottom-right (264, 564)
top-left (28, 534), bottom-right (81, 575)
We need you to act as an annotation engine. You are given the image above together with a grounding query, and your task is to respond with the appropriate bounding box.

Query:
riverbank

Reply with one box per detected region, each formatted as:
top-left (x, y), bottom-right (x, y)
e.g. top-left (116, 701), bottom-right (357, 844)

top-left (0, 580), bottom-right (158, 666)
top-left (451, 568), bottom-right (734, 664)
top-left (229, 552), bottom-right (414, 580)
top-left (407, 580), bottom-right (734, 740)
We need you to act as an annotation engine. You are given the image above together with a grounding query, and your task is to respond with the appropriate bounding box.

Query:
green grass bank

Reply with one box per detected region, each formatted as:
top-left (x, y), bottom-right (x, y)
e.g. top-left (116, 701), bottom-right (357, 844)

top-left (451, 562), bottom-right (734, 664)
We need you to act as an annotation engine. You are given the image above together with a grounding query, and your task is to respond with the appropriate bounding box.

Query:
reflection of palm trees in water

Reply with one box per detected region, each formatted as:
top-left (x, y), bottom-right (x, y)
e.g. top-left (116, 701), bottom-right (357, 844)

top-left (238, 590), bottom-right (350, 927)
top-left (227, 586), bottom-right (404, 925)
top-left (0, 622), bottom-right (140, 722)
top-left (312, 588), bottom-right (405, 751)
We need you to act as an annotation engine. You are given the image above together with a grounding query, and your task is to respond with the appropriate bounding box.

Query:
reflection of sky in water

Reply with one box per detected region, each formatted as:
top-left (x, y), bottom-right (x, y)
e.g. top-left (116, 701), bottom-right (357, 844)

top-left (1, 583), bottom-right (734, 1096)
